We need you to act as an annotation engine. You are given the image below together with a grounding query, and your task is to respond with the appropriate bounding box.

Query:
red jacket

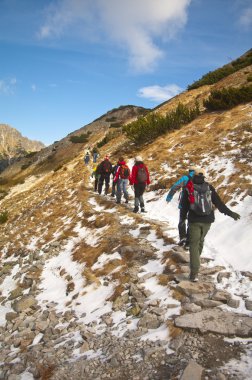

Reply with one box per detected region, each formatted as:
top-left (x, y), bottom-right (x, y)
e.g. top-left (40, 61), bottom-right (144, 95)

top-left (114, 161), bottom-right (130, 182)
top-left (130, 163), bottom-right (150, 185)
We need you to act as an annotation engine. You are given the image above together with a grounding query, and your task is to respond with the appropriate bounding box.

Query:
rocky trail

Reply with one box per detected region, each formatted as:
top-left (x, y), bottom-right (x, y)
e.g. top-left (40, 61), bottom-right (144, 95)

top-left (0, 161), bottom-right (252, 380)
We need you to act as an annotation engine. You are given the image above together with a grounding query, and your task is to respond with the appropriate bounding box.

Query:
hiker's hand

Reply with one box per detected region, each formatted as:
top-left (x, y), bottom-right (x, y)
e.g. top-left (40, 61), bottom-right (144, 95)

top-left (231, 212), bottom-right (240, 221)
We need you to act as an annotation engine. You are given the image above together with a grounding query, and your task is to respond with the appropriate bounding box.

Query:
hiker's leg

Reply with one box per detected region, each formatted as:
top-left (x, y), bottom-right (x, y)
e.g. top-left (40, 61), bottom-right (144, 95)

top-left (98, 175), bottom-right (104, 194)
top-left (178, 208), bottom-right (187, 242)
top-left (189, 222), bottom-right (201, 277)
top-left (138, 183), bottom-right (146, 208)
top-left (123, 179), bottom-right (129, 201)
top-left (116, 179), bottom-right (122, 203)
top-left (111, 181), bottom-right (116, 196)
top-left (199, 223), bottom-right (211, 256)
top-left (105, 174), bottom-right (110, 194)
top-left (134, 184), bottom-right (140, 208)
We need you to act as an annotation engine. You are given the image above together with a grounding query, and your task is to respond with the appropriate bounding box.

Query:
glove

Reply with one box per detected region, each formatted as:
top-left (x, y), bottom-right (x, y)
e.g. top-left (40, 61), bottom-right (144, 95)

top-left (231, 212), bottom-right (240, 221)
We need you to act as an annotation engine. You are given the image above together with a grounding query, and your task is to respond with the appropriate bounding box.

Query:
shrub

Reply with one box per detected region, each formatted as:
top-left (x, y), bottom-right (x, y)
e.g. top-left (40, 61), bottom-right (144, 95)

top-left (21, 163), bottom-right (32, 170)
top-left (25, 151), bottom-right (37, 158)
top-left (97, 131), bottom-right (121, 148)
top-left (0, 211), bottom-right (8, 224)
top-left (188, 49), bottom-right (252, 90)
top-left (106, 116), bottom-right (117, 122)
top-left (0, 189), bottom-right (8, 200)
top-left (109, 122), bottom-right (123, 128)
top-left (69, 133), bottom-right (90, 143)
top-left (123, 102), bottom-right (200, 144)
top-left (203, 85), bottom-right (252, 111)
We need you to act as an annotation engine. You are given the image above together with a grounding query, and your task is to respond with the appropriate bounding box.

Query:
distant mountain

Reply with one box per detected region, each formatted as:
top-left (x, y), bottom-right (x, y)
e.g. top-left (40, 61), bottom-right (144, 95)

top-left (0, 124), bottom-right (45, 172)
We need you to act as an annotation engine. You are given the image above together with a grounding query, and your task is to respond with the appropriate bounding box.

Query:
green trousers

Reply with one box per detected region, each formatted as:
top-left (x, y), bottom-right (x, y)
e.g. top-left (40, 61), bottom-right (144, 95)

top-left (189, 222), bottom-right (211, 276)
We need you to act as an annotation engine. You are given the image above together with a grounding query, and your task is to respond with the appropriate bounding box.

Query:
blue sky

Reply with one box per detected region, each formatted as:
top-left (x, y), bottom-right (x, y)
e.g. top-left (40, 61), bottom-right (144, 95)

top-left (0, 0), bottom-right (251, 145)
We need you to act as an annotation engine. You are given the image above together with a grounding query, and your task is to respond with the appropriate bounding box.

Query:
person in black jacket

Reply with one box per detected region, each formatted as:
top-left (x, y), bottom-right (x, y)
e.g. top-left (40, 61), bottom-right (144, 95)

top-left (181, 167), bottom-right (240, 282)
top-left (97, 155), bottom-right (112, 195)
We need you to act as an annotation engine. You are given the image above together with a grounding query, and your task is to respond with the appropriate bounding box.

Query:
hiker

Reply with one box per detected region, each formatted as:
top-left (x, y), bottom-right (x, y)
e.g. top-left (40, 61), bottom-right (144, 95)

top-left (84, 151), bottom-right (90, 165)
top-left (92, 149), bottom-right (99, 163)
top-left (166, 166), bottom-right (196, 249)
top-left (111, 161), bottom-right (120, 197)
top-left (113, 157), bottom-right (130, 204)
top-left (97, 155), bottom-right (112, 195)
top-left (130, 156), bottom-right (150, 213)
top-left (91, 164), bottom-right (101, 192)
top-left (181, 167), bottom-right (240, 282)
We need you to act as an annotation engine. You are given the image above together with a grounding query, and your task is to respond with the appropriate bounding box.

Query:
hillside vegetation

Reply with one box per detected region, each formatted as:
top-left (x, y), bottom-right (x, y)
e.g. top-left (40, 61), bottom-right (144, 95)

top-left (188, 48), bottom-right (252, 89)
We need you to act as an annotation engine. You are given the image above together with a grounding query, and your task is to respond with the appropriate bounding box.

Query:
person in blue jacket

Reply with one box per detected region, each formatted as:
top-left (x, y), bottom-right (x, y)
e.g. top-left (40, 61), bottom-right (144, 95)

top-left (166, 166), bottom-right (196, 248)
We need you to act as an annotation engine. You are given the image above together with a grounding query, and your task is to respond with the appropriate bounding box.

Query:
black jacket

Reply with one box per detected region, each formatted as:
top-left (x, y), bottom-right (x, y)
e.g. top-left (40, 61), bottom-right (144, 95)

top-left (181, 176), bottom-right (233, 224)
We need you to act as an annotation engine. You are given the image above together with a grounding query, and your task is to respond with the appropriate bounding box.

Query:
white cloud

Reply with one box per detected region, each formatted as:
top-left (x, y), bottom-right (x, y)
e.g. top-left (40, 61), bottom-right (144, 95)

top-left (137, 84), bottom-right (183, 102)
top-left (239, 6), bottom-right (252, 28)
top-left (38, 0), bottom-right (191, 72)
top-left (0, 78), bottom-right (17, 95)
top-left (31, 84), bottom-right (37, 92)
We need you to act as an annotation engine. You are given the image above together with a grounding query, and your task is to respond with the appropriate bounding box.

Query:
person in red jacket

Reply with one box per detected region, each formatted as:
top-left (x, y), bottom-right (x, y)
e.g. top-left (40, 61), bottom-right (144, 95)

top-left (113, 157), bottom-right (130, 204)
top-left (130, 156), bottom-right (150, 213)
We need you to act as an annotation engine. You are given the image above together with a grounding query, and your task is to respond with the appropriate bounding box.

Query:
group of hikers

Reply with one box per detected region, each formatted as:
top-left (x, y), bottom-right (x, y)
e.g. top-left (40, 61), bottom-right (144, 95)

top-left (91, 155), bottom-right (150, 213)
top-left (87, 153), bottom-right (241, 283)
top-left (84, 150), bottom-right (99, 165)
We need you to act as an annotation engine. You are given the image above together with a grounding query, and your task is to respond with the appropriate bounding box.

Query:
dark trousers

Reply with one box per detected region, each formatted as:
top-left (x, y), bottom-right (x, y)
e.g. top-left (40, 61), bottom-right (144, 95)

top-left (178, 208), bottom-right (189, 243)
top-left (134, 183), bottom-right (146, 208)
top-left (111, 179), bottom-right (116, 196)
top-left (98, 174), bottom-right (110, 195)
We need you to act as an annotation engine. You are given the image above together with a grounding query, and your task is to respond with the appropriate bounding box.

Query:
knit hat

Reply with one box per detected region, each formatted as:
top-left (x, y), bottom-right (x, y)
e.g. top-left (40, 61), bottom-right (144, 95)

top-left (135, 155), bottom-right (143, 162)
top-left (188, 165), bottom-right (197, 172)
top-left (194, 167), bottom-right (206, 176)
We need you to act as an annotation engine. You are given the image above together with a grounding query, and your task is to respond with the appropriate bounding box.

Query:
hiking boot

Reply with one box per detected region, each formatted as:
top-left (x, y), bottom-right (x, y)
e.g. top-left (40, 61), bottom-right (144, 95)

top-left (189, 274), bottom-right (199, 282)
top-left (178, 238), bottom-right (186, 246)
top-left (141, 208), bottom-right (146, 213)
top-left (184, 243), bottom-right (190, 251)
top-left (133, 207), bottom-right (139, 213)
top-left (125, 199), bottom-right (129, 204)
top-left (116, 200), bottom-right (121, 204)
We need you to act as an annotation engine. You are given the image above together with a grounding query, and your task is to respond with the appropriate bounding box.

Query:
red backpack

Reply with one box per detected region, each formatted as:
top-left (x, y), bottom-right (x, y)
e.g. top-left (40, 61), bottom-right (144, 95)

top-left (120, 164), bottom-right (130, 179)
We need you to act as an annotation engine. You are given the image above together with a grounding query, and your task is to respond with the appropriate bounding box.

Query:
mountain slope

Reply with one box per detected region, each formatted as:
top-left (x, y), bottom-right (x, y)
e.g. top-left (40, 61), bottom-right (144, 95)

top-left (0, 57), bottom-right (252, 379)
top-left (0, 124), bottom-right (45, 172)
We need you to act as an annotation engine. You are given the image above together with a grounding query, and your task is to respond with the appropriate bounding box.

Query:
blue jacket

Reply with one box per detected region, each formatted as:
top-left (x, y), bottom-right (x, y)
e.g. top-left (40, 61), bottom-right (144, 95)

top-left (166, 171), bottom-right (194, 207)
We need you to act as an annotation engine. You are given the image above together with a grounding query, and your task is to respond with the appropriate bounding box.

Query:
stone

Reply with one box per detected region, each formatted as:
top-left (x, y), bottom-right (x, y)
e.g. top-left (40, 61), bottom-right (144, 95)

top-left (245, 299), bottom-right (252, 311)
top-left (174, 309), bottom-right (252, 337)
top-left (194, 299), bottom-right (222, 308)
top-left (211, 290), bottom-right (231, 302)
top-left (227, 298), bottom-right (240, 309)
top-left (170, 251), bottom-right (190, 264)
top-left (126, 305), bottom-right (141, 317)
top-left (200, 266), bottom-right (225, 275)
top-left (176, 281), bottom-right (215, 297)
top-left (5, 312), bottom-right (18, 322)
top-left (138, 313), bottom-right (160, 329)
top-left (217, 272), bottom-right (231, 283)
top-left (12, 295), bottom-right (37, 313)
top-left (9, 287), bottom-right (23, 300)
top-left (241, 271), bottom-right (252, 280)
top-left (180, 360), bottom-right (204, 380)
top-left (183, 303), bottom-right (202, 313)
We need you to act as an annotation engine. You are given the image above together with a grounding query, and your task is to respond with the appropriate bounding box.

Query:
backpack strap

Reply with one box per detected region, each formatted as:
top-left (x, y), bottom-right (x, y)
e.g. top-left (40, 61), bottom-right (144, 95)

top-left (186, 180), bottom-right (195, 204)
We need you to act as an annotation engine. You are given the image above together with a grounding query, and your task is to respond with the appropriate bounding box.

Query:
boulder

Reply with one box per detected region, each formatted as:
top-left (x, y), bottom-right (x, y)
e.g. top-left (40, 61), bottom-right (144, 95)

top-left (180, 360), bottom-right (204, 380)
top-left (175, 309), bottom-right (252, 337)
